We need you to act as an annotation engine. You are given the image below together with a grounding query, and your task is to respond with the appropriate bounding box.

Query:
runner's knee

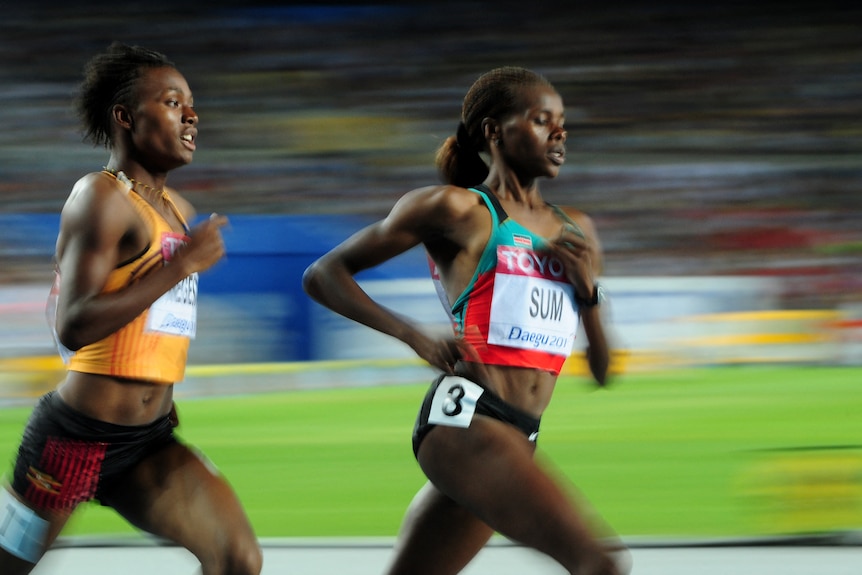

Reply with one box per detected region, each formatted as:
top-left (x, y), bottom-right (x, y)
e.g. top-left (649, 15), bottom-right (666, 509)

top-left (571, 543), bottom-right (629, 575)
top-left (199, 533), bottom-right (262, 575)
top-left (225, 536), bottom-right (263, 575)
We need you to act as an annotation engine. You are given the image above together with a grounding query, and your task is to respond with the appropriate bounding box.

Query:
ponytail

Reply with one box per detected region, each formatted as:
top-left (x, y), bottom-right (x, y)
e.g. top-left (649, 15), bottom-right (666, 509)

top-left (434, 122), bottom-right (489, 187)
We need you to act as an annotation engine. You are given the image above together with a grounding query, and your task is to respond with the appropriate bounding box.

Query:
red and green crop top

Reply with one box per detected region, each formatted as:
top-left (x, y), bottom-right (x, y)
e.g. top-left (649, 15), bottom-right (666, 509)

top-left (429, 185), bottom-right (582, 375)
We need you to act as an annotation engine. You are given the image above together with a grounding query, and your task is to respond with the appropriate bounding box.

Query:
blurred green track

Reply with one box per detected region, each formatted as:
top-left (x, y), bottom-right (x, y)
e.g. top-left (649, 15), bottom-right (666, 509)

top-left (2, 366), bottom-right (860, 539)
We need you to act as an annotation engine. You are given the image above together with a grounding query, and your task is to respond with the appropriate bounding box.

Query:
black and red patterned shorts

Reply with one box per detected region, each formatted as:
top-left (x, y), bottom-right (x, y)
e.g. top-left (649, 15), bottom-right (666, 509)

top-left (10, 391), bottom-right (177, 512)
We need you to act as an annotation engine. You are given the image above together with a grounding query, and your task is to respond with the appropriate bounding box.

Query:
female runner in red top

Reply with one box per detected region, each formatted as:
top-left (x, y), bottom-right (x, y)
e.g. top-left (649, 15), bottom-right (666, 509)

top-left (304, 66), bottom-right (629, 575)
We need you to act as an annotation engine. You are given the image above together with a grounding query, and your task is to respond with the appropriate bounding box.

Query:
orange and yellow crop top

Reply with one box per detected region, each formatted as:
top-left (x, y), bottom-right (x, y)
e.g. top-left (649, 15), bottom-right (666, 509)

top-left (47, 170), bottom-right (198, 384)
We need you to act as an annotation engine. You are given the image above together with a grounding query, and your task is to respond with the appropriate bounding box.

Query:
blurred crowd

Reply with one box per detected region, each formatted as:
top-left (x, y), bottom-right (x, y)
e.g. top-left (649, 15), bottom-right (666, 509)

top-left (1, 1), bottom-right (860, 310)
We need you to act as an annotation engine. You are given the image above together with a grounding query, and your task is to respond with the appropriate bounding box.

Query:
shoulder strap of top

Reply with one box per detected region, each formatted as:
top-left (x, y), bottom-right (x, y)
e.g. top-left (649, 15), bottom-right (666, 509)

top-left (102, 169), bottom-right (190, 234)
top-left (470, 184), bottom-right (508, 222)
top-left (102, 169), bottom-right (132, 194)
top-left (547, 202), bottom-right (586, 239)
top-left (161, 192), bottom-right (191, 234)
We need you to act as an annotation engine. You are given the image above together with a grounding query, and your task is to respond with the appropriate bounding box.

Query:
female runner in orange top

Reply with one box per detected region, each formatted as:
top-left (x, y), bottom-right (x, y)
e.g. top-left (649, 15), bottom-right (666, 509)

top-left (0, 43), bottom-right (262, 575)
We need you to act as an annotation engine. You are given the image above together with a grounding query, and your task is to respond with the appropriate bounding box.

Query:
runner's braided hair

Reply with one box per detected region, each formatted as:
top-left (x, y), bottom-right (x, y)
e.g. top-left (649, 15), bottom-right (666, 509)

top-left (75, 42), bottom-right (175, 148)
top-left (435, 67), bottom-right (554, 187)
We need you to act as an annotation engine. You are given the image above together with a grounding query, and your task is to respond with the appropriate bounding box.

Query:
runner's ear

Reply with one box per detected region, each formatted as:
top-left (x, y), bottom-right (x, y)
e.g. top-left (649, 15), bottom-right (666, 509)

top-left (112, 105), bottom-right (133, 130)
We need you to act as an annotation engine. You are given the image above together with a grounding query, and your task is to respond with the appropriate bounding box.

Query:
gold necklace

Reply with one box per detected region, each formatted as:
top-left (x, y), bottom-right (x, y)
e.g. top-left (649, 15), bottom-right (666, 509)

top-left (103, 167), bottom-right (188, 231)
top-left (103, 167), bottom-right (166, 201)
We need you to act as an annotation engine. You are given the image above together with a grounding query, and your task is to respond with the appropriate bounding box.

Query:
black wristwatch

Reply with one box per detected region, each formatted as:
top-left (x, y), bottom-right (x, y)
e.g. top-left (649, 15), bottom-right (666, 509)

top-left (575, 283), bottom-right (603, 308)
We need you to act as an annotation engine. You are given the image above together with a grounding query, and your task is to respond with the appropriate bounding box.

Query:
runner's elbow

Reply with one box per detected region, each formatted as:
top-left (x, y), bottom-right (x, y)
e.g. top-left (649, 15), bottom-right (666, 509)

top-left (586, 346), bottom-right (610, 386)
top-left (301, 262), bottom-right (324, 300)
top-left (56, 326), bottom-right (84, 351)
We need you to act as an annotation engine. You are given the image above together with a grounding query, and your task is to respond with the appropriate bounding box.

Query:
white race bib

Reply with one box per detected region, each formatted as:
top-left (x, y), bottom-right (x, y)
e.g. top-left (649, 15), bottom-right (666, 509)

top-left (46, 271), bottom-right (74, 364)
top-left (146, 272), bottom-right (198, 337)
top-left (0, 488), bottom-right (49, 563)
top-left (487, 246), bottom-right (577, 356)
top-left (145, 231), bottom-right (198, 338)
top-left (428, 376), bottom-right (485, 428)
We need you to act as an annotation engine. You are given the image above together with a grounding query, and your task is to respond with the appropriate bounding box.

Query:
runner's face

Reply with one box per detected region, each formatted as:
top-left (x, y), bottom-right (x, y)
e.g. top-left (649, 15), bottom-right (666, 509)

top-left (498, 85), bottom-right (566, 179)
top-left (128, 66), bottom-right (197, 170)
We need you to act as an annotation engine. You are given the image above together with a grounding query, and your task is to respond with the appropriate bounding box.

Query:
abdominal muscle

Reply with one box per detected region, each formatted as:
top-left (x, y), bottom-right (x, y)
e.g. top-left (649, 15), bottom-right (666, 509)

top-left (57, 371), bottom-right (175, 426)
top-left (456, 361), bottom-right (556, 419)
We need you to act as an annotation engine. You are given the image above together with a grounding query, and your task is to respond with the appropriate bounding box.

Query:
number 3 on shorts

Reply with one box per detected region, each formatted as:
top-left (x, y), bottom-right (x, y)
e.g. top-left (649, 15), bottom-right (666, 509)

top-left (428, 376), bottom-right (484, 428)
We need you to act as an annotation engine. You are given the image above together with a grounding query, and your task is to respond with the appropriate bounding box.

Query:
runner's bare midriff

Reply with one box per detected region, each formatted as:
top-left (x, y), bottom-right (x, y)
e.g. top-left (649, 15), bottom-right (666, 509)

top-left (58, 371), bottom-right (175, 426)
top-left (457, 361), bottom-right (556, 418)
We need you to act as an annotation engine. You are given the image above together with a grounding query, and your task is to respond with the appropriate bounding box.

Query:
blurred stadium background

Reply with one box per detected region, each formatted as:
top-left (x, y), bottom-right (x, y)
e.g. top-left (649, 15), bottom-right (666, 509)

top-left (1, 0), bottom-right (860, 555)
top-left (2, 0), bottom-right (860, 387)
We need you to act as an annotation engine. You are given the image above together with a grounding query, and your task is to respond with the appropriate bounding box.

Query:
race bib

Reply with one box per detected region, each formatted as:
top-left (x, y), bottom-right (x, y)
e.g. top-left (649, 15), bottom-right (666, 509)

top-left (146, 273), bottom-right (198, 337)
top-left (46, 271), bottom-right (74, 363)
top-left (145, 231), bottom-right (198, 338)
top-left (487, 246), bottom-right (577, 356)
top-left (428, 376), bottom-right (485, 428)
top-left (0, 488), bottom-right (48, 563)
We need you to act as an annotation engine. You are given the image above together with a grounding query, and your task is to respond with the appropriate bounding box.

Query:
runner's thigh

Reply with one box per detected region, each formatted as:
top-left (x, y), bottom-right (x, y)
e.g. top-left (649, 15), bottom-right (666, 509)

top-left (101, 442), bottom-right (261, 573)
top-left (419, 418), bottom-right (602, 561)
